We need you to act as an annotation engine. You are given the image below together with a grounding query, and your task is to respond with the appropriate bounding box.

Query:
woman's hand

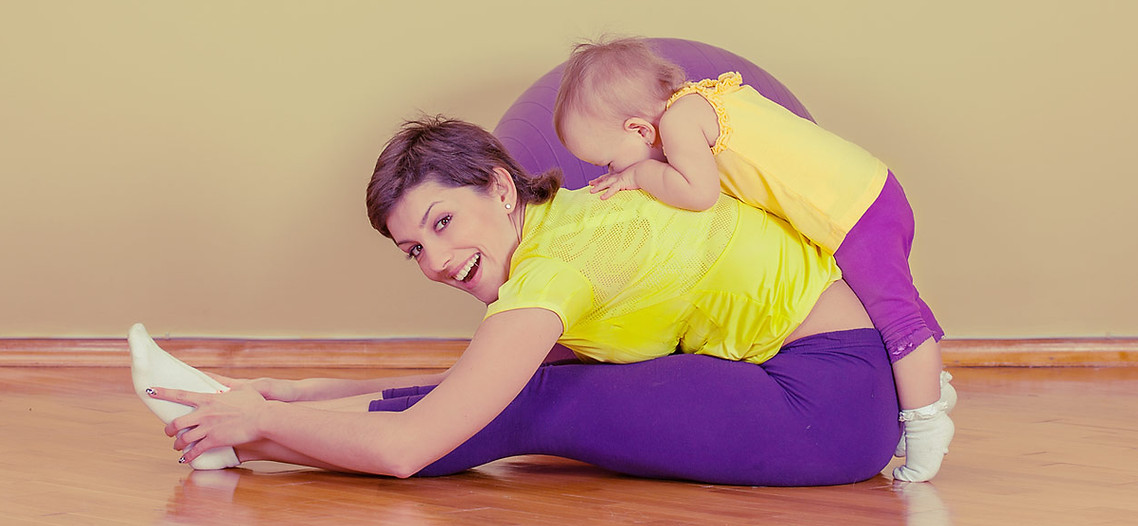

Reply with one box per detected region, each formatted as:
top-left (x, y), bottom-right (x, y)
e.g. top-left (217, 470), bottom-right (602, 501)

top-left (147, 384), bottom-right (269, 464)
top-left (205, 372), bottom-right (303, 402)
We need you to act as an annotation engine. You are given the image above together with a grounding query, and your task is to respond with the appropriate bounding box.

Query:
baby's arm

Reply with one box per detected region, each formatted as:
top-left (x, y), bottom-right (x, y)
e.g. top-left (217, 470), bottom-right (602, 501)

top-left (587, 95), bottom-right (721, 210)
top-left (636, 95), bottom-right (722, 211)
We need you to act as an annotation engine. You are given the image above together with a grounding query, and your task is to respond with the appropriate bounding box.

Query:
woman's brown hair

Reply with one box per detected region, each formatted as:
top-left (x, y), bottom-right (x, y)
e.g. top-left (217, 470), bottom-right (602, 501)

top-left (366, 115), bottom-right (562, 238)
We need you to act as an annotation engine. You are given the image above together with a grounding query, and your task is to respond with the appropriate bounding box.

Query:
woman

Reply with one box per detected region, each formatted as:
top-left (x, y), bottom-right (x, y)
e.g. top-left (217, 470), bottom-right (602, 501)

top-left (147, 115), bottom-right (904, 486)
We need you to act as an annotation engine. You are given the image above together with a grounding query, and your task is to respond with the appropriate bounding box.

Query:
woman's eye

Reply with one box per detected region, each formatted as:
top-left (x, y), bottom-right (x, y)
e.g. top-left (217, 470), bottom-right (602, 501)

top-left (406, 244), bottom-right (422, 260)
top-left (435, 215), bottom-right (451, 230)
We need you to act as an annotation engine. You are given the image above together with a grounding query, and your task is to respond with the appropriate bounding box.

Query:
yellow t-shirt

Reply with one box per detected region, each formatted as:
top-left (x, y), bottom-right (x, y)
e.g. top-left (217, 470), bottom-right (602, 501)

top-left (666, 72), bottom-right (888, 253)
top-left (485, 187), bottom-right (841, 365)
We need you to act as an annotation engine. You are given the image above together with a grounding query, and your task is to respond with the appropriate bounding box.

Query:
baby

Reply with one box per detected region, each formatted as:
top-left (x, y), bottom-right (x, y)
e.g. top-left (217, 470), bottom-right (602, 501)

top-left (553, 37), bottom-right (955, 482)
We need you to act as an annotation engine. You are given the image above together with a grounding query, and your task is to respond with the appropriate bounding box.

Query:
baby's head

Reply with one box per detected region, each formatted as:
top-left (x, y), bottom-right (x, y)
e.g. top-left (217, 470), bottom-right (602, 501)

top-left (553, 37), bottom-right (686, 172)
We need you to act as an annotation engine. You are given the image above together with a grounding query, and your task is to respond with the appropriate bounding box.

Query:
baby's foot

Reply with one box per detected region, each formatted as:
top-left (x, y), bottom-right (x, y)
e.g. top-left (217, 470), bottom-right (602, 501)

top-left (895, 370), bottom-right (957, 458)
top-left (128, 323), bottom-right (239, 470)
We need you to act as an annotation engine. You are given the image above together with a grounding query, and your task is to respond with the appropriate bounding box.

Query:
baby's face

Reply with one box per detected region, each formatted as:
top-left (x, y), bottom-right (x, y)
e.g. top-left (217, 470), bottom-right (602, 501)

top-left (562, 110), bottom-right (653, 174)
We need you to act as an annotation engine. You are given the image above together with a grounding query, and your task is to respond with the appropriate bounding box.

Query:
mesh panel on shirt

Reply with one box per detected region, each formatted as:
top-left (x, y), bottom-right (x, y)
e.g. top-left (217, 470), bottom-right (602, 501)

top-left (542, 192), bottom-right (737, 324)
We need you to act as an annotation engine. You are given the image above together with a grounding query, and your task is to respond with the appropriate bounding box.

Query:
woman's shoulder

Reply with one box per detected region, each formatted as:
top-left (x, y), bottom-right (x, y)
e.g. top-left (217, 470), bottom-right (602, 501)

top-left (525, 190), bottom-right (741, 284)
top-left (524, 189), bottom-right (654, 251)
top-left (538, 187), bottom-right (654, 227)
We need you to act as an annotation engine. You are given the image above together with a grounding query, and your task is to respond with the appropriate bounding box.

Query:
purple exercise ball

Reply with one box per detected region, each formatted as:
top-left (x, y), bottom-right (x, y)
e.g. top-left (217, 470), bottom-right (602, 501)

top-left (493, 37), bottom-right (813, 190)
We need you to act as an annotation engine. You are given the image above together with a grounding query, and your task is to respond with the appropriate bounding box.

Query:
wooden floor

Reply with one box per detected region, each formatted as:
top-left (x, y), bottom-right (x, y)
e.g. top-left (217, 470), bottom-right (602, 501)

top-left (2, 366), bottom-right (1137, 525)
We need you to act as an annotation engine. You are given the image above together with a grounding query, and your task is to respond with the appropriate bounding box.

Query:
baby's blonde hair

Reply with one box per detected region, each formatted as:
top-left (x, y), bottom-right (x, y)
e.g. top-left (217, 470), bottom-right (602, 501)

top-left (553, 37), bottom-right (687, 141)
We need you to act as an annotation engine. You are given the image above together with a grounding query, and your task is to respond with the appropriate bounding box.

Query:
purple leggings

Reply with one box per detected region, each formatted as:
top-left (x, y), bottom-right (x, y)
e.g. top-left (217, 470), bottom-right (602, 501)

top-left (834, 172), bottom-right (945, 361)
top-left (369, 328), bottom-right (900, 486)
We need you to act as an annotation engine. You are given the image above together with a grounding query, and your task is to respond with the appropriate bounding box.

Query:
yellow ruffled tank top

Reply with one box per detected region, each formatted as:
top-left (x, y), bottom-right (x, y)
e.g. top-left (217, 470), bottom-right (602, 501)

top-left (666, 72), bottom-right (888, 253)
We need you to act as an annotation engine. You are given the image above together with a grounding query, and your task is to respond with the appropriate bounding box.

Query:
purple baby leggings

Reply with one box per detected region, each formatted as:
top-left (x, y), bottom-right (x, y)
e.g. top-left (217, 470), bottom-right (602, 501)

top-left (369, 328), bottom-right (900, 486)
top-left (834, 172), bottom-right (945, 361)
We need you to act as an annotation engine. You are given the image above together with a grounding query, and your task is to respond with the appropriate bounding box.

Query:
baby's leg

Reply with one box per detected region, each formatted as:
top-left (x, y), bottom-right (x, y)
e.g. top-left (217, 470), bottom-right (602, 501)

top-left (833, 173), bottom-right (955, 481)
top-left (917, 296), bottom-right (945, 342)
top-left (833, 172), bottom-right (944, 409)
top-left (128, 323), bottom-right (240, 470)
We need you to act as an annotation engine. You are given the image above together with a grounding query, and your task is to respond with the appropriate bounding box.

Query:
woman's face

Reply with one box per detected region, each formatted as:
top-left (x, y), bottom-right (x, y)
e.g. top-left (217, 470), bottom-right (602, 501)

top-left (386, 171), bottom-right (520, 305)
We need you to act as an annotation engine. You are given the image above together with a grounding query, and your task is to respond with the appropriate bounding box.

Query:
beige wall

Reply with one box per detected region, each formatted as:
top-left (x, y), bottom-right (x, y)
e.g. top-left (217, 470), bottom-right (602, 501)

top-left (2, 1), bottom-right (1135, 339)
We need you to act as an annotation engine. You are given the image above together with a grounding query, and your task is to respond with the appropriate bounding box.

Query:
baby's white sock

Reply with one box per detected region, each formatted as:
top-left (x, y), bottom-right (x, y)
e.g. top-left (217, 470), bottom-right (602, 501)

top-left (895, 370), bottom-right (957, 457)
top-left (128, 323), bottom-right (240, 470)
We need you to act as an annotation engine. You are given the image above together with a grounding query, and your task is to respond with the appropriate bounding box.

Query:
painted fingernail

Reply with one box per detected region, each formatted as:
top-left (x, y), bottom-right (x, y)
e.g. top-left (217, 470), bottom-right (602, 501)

top-left (146, 388), bottom-right (156, 396)
top-left (178, 456), bottom-right (187, 464)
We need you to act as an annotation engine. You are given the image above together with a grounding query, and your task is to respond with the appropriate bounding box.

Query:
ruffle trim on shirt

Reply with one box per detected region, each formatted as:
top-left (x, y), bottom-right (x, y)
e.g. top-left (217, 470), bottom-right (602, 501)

top-left (666, 71), bottom-right (743, 155)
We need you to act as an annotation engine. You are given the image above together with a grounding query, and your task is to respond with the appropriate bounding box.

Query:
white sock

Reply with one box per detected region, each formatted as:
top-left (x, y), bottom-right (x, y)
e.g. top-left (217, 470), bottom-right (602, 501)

top-left (128, 323), bottom-right (240, 470)
top-left (895, 370), bottom-right (957, 457)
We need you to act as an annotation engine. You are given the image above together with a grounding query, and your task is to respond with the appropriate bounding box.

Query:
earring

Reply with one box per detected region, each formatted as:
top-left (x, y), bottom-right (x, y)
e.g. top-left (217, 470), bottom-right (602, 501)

top-left (505, 203), bottom-right (512, 210)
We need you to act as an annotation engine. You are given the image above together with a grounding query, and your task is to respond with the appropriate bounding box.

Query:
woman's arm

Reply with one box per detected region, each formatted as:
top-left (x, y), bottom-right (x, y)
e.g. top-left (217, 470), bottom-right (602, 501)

top-left (158, 308), bottom-right (563, 477)
top-left (220, 371), bottom-right (453, 402)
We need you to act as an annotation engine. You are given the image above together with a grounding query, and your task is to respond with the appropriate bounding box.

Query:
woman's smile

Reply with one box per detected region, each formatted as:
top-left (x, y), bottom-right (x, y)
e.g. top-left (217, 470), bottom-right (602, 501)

top-left (453, 253), bottom-right (480, 282)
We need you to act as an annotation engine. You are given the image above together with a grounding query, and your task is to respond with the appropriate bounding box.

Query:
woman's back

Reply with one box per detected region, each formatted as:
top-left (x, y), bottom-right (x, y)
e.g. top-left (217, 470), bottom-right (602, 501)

top-left (488, 188), bottom-right (842, 364)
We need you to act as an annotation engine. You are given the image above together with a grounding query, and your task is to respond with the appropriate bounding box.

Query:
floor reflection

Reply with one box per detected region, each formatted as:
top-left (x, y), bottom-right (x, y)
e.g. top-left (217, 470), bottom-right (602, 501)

top-left (894, 480), bottom-right (952, 526)
top-left (163, 458), bottom-right (938, 524)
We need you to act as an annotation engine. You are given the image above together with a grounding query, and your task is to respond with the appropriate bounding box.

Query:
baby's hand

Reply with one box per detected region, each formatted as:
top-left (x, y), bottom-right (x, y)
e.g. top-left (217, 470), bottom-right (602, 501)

top-left (588, 168), bottom-right (640, 200)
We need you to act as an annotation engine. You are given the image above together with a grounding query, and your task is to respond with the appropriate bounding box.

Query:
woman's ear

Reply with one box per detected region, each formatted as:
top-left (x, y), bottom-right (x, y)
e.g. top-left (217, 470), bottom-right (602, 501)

top-left (624, 117), bottom-right (657, 145)
top-left (490, 166), bottom-right (519, 209)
